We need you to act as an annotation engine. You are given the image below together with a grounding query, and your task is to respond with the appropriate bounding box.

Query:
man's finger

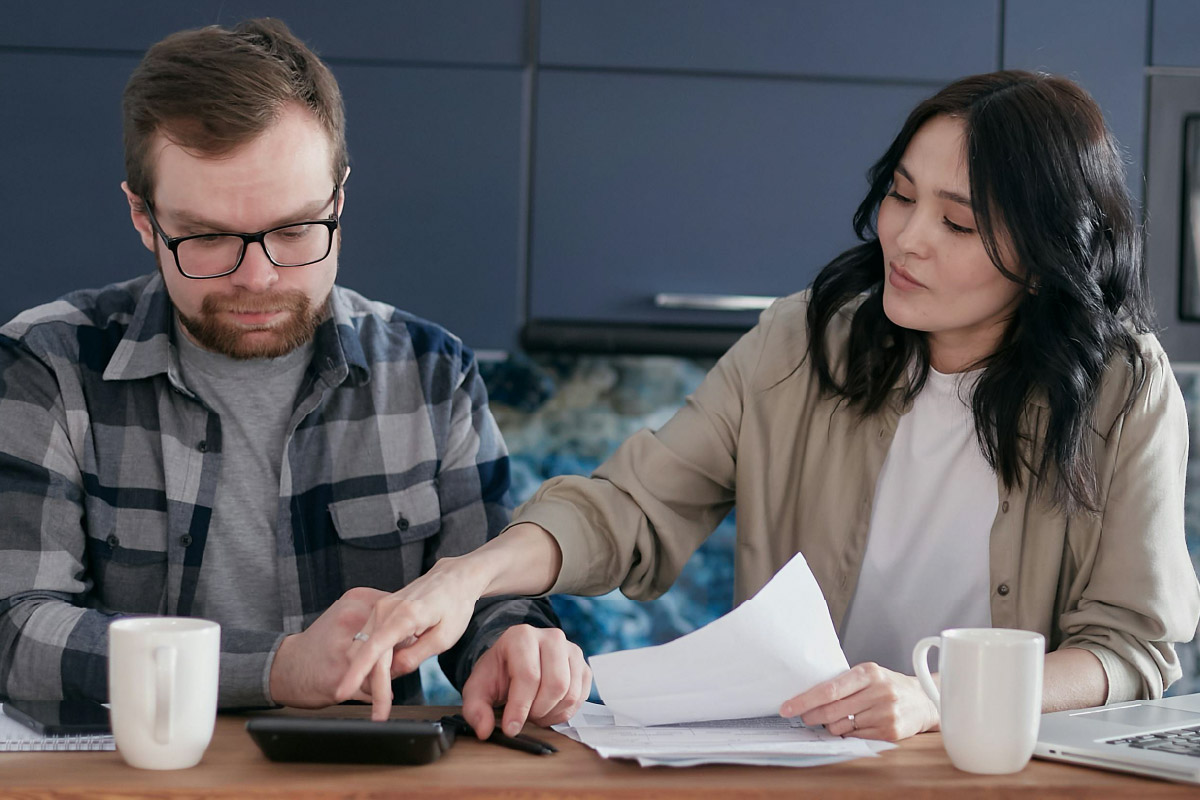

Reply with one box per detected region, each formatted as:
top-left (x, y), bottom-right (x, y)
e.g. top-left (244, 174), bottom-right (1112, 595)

top-left (527, 635), bottom-right (572, 722)
top-left (461, 660), bottom-right (503, 739)
top-left (541, 651), bottom-right (591, 725)
top-left (498, 639), bottom-right (541, 738)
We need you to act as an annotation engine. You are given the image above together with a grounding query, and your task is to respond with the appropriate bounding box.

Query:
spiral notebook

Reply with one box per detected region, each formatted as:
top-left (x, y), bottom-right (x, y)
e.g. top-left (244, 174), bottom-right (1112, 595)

top-left (0, 705), bottom-right (115, 751)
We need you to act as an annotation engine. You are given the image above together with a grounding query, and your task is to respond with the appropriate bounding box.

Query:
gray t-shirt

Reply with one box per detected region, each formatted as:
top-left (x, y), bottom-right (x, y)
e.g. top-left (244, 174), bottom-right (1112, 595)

top-left (174, 318), bottom-right (313, 631)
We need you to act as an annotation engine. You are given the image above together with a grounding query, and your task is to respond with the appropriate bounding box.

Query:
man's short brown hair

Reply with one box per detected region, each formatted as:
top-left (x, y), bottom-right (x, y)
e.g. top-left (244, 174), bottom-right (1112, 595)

top-left (123, 17), bottom-right (347, 205)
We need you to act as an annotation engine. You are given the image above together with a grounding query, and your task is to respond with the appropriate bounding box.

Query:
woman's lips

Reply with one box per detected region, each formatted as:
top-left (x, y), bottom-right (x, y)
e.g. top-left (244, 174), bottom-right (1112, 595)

top-left (888, 262), bottom-right (926, 291)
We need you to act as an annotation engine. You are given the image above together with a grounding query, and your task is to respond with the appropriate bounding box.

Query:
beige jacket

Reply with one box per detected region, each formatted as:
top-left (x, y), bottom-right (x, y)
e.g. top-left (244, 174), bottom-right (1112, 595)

top-left (514, 291), bottom-right (1200, 702)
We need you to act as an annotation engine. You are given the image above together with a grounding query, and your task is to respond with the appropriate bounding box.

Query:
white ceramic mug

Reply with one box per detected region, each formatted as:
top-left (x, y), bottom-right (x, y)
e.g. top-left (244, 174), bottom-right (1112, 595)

top-left (912, 628), bottom-right (1044, 774)
top-left (108, 617), bottom-right (220, 770)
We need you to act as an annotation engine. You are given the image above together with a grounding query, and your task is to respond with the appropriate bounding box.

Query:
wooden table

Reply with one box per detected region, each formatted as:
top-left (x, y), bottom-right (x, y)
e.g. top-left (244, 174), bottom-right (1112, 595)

top-left (0, 705), bottom-right (1194, 799)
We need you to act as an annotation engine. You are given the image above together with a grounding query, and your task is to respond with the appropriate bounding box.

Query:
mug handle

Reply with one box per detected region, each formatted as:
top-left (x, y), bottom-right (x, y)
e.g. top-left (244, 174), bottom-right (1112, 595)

top-left (912, 636), bottom-right (941, 711)
top-left (154, 645), bottom-right (176, 745)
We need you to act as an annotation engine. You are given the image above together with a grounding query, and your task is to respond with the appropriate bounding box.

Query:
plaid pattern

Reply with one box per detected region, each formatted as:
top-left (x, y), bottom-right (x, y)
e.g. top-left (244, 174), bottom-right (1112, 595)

top-left (0, 273), bottom-right (557, 708)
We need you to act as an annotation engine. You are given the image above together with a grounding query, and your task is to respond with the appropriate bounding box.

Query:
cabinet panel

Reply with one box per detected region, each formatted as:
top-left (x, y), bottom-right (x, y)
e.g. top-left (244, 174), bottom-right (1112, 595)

top-left (539, 0), bottom-right (998, 81)
top-left (529, 71), bottom-right (931, 327)
top-left (1002, 0), bottom-right (1148, 203)
top-left (1152, 0), bottom-right (1200, 67)
top-left (2, 52), bottom-right (148, 322)
top-left (1, 1), bottom-right (526, 65)
top-left (334, 65), bottom-right (524, 351)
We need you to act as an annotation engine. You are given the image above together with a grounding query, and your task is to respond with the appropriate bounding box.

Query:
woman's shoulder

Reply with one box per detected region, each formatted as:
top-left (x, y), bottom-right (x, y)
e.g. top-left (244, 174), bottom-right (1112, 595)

top-left (747, 289), bottom-right (863, 389)
top-left (1094, 329), bottom-right (1183, 427)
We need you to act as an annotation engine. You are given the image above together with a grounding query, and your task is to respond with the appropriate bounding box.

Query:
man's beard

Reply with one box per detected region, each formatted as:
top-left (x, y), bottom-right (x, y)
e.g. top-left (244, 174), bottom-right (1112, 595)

top-left (176, 288), bottom-right (328, 360)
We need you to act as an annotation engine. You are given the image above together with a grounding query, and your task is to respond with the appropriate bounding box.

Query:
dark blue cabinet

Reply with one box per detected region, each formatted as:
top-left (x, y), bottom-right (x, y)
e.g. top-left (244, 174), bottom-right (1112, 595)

top-left (334, 65), bottom-right (524, 351)
top-left (529, 71), bottom-right (930, 329)
top-left (0, 1), bottom-right (525, 65)
top-left (525, 0), bottom-right (998, 342)
top-left (1001, 0), bottom-right (1148, 203)
top-left (539, 0), bottom-right (999, 80)
top-left (1152, 0), bottom-right (1200, 67)
top-left (2, 52), bottom-right (145, 317)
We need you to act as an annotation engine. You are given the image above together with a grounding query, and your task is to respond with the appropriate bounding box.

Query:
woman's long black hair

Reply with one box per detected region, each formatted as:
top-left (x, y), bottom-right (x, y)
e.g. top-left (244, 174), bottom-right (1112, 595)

top-left (806, 70), bottom-right (1152, 514)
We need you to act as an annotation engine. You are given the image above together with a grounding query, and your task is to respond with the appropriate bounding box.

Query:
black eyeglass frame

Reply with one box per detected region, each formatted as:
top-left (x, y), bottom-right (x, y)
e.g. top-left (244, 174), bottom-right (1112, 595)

top-left (143, 184), bottom-right (342, 280)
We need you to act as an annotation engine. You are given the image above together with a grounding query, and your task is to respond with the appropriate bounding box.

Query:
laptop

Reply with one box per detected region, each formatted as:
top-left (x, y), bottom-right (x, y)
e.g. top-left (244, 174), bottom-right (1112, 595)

top-left (1034, 693), bottom-right (1200, 784)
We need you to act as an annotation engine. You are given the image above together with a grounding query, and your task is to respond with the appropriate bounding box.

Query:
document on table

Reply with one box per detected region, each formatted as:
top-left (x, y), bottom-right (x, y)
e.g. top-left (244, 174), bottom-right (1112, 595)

top-left (553, 702), bottom-right (895, 768)
top-left (589, 550), bottom-right (850, 727)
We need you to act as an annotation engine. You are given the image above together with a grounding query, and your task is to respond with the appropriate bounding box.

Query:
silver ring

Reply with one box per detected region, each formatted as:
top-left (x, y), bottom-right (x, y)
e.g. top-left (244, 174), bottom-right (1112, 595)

top-left (847, 713), bottom-right (857, 731)
top-left (353, 631), bottom-right (370, 643)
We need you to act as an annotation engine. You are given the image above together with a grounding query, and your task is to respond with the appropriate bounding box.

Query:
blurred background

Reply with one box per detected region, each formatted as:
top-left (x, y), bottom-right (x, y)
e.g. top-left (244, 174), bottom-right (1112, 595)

top-left (4, 0), bottom-right (1199, 700)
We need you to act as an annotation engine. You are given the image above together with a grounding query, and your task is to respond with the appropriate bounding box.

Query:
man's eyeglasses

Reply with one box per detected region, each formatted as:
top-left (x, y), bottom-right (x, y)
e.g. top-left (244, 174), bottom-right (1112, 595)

top-left (144, 185), bottom-right (341, 279)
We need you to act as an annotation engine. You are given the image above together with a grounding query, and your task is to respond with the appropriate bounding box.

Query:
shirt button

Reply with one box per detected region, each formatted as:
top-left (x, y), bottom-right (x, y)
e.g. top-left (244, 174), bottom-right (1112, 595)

top-left (396, 515), bottom-right (410, 532)
top-left (997, 583), bottom-right (1011, 597)
top-left (197, 440), bottom-right (208, 453)
top-left (180, 534), bottom-right (193, 547)
top-left (1001, 500), bottom-right (1010, 513)
top-left (106, 534), bottom-right (119, 547)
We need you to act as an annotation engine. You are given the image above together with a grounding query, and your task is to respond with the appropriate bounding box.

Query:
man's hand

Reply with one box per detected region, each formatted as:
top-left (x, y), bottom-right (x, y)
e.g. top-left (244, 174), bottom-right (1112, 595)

top-left (779, 662), bottom-right (940, 741)
top-left (461, 624), bottom-right (591, 739)
top-left (269, 586), bottom-right (390, 709)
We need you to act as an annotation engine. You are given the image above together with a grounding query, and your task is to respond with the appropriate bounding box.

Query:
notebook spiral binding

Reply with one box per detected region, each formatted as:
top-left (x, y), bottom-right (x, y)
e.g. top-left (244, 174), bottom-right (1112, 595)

top-left (0, 734), bottom-right (115, 751)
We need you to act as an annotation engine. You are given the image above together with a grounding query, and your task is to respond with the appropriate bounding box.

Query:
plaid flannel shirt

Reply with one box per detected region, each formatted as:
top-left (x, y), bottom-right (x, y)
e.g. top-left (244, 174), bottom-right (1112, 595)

top-left (0, 272), bottom-right (557, 707)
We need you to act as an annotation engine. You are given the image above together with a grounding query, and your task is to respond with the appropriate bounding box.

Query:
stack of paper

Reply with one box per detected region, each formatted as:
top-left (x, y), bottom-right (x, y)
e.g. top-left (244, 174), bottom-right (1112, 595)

top-left (554, 702), bottom-right (893, 768)
top-left (557, 552), bottom-right (894, 767)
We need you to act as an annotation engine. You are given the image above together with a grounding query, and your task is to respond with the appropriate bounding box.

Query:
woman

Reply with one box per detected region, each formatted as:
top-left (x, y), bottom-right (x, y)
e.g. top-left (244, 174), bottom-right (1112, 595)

top-left (339, 71), bottom-right (1200, 741)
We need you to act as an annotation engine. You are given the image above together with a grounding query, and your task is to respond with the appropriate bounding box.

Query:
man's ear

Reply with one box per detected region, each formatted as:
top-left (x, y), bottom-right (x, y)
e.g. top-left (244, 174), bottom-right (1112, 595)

top-left (337, 165), bottom-right (350, 216)
top-left (121, 181), bottom-right (157, 254)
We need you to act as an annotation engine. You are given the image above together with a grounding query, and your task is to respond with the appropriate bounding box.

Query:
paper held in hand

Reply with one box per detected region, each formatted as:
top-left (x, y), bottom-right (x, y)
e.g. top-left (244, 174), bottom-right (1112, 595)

top-left (589, 551), bottom-right (849, 727)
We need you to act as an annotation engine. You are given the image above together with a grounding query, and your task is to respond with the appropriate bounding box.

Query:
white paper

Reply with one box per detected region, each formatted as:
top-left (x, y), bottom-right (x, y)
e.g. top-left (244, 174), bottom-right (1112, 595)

top-left (589, 551), bottom-right (849, 726)
top-left (553, 702), bottom-right (895, 769)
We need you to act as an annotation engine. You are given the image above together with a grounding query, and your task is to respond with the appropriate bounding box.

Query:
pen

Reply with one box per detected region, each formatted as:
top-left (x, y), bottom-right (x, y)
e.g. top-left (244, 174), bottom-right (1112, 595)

top-left (443, 714), bottom-right (558, 756)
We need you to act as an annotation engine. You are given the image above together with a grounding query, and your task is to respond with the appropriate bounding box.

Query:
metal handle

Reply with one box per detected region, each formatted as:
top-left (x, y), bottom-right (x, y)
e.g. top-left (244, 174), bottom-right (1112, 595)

top-left (653, 293), bottom-right (777, 312)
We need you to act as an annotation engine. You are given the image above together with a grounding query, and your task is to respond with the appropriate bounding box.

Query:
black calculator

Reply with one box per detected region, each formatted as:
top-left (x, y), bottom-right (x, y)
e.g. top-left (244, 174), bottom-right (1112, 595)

top-left (246, 716), bottom-right (455, 765)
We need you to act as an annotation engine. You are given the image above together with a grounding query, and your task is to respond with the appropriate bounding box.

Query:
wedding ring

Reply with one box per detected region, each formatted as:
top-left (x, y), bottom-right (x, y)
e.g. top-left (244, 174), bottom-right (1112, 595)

top-left (353, 631), bottom-right (370, 643)
top-left (848, 714), bottom-right (857, 731)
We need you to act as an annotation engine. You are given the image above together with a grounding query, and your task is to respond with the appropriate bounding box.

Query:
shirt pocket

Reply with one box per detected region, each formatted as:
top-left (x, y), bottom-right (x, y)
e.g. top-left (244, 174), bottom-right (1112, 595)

top-left (83, 496), bottom-right (169, 614)
top-left (327, 480), bottom-right (442, 592)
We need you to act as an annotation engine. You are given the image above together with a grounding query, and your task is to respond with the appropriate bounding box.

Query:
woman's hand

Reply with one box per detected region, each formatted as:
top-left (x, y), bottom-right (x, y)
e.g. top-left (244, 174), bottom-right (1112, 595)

top-left (780, 662), bottom-right (940, 741)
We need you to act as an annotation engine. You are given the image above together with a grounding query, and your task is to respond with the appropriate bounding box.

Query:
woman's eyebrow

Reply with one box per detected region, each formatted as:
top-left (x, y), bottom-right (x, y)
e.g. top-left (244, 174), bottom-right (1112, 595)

top-left (895, 163), bottom-right (972, 209)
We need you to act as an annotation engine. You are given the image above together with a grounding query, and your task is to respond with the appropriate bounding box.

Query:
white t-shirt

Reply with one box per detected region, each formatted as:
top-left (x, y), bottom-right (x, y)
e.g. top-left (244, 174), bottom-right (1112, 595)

top-left (839, 367), bottom-right (996, 674)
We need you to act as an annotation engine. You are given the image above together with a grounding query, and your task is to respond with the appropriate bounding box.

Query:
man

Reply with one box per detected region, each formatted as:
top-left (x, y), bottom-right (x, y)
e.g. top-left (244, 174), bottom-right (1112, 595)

top-left (0, 18), bottom-right (588, 737)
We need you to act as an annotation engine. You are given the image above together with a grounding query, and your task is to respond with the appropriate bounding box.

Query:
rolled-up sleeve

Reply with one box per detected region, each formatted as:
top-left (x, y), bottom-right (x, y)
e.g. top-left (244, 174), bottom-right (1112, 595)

top-left (1058, 350), bottom-right (1200, 701)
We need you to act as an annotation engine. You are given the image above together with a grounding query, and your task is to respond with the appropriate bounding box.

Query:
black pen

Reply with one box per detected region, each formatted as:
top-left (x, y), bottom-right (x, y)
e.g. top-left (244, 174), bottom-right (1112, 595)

top-left (443, 714), bottom-right (557, 756)
top-left (487, 727), bottom-right (558, 755)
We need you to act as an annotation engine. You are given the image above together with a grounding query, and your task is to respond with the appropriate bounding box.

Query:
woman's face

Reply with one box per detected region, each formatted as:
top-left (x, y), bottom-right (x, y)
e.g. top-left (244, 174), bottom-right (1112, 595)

top-left (877, 114), bottom-right (1025, 373)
